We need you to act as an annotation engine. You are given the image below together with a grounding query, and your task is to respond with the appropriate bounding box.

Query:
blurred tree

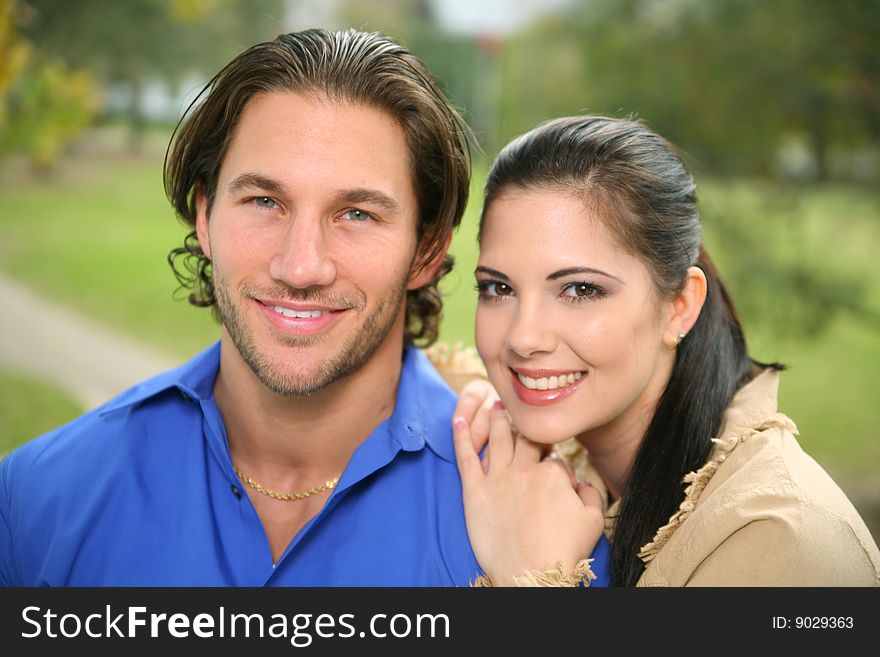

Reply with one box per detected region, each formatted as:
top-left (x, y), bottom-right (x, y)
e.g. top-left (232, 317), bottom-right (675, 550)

top-left (700, 186), bottom-right (880, 343)
top-left (495, 16), bottom-right (591, 152)
top-left (0, 56), bottom-right (97, 173)
top-left (20, 0), bottom-right (284, 149)
top-left (0, 0), bottom-right (30, 116)
top-left (0, 0), bottom-right (98, 172)
top-left (336, 0), bottom-right (490, 146)
top-left (499, 0), bottom-right (879, 181)
top-left (665, 0), bottom-right (880, 180)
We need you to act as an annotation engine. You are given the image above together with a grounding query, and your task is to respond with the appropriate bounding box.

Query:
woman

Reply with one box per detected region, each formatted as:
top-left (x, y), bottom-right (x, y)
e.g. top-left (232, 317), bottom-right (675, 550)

top-left (451, 115), bottom-right (880, 586)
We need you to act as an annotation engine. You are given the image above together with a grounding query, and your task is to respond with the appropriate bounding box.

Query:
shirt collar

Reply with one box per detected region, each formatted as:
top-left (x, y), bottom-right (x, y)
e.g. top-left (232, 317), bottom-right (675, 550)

top-left (713, 366), bottom-right (780, 442)
top-left (380, 345), bottom-right (456, 464)
top-left (96, 341), bottom-right (457, 464)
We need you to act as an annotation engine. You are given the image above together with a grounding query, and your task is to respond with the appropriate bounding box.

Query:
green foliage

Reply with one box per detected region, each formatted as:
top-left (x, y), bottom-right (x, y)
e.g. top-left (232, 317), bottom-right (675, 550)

top-left (0, 0), bottom-right (30, 109)
top-left (0, 55), bottom-right (97, 171)
top-left (0, 369), bottom-right (83, 455)
top-left (21, 0), bottom-right (286, 87)
top-left (699, 178), bottom-right (880, 340)
top-left (495, 0), bottom-right (880, 180)
top-left (18, 0), bottom-right (284, 148)
top-left (0, 1), bottom-right (98, 170)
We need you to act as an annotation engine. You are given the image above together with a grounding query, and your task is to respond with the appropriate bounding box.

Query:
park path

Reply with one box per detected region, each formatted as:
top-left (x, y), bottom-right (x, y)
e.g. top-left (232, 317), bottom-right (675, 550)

top-left (0, 271), bottom-right (178, 410)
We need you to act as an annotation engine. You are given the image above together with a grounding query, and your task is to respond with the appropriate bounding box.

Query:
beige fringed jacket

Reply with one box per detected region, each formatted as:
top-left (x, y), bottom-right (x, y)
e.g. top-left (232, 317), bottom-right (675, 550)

top-left (563, 368), bottom-right (880, 586)
top-left (428, 346), bottom-right (880, 587)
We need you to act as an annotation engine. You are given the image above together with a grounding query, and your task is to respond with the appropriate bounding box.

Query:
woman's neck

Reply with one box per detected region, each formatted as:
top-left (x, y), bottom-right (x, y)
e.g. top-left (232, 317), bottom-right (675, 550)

top-left (576, 355), bottom-right (676, 502)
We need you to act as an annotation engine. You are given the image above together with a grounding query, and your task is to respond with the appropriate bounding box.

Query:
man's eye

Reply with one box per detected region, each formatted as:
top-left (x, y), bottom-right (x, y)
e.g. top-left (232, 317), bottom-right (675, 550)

top-left (342, 208), bottom-right (373, 222)
top-left (252, 196), bottom-right (278, 209)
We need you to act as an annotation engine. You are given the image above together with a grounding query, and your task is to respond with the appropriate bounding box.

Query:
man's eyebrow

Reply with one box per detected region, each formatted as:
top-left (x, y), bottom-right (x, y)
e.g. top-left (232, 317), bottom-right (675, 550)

top-left (227, 173), bottom-right (287, 195)
top-left (334, 188), bottom-right (401, 212)
top-left (475, 266), bottom-right (510, 281)
top-left (225, 177), bottom-right (402, 213)
top-left (547, 266), bottom-right (624, 284)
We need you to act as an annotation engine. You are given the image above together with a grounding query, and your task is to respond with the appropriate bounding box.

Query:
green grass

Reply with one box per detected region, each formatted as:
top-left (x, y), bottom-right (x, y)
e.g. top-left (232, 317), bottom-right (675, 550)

top-left (437, 162), bottom-right (485, 347)
top-left (0, 369), bottom-right (83, 454)
top-left (1, 148), bottom-right (878, 486)
top-left (0, 151), bottom-right (219, 358)
top-left (695, 177), bottom-right (880, 480)
top-left (775, 319), bottom-right (880, 473)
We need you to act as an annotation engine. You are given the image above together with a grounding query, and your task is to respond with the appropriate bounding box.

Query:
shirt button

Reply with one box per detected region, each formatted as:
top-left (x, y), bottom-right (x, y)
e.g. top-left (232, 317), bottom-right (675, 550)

top-left (230, 484), bottom-right (242, 500)
top-left (179, 390), bottom-right (191, 402)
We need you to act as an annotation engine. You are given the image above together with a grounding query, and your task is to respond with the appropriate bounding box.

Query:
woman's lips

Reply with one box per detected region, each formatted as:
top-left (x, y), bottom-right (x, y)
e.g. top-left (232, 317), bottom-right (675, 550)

top-left (508, 367), bottom-right (587, 406)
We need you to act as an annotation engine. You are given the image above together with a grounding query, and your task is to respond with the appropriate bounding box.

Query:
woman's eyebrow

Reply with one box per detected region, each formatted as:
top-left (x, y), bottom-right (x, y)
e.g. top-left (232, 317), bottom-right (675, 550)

top-left (475, 266), bottom-right (510, 281)
top-left (547, 266), bottom-right (624, 284)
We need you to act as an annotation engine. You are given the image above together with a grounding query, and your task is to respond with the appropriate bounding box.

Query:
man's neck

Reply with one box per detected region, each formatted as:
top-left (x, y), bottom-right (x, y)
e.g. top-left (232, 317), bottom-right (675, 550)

top-left (213, 334), bottom-right (405, 487)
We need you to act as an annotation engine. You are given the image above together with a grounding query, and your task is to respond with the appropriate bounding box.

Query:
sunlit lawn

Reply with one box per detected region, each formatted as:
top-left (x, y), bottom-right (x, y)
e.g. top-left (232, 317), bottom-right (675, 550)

top-left (0, 368), bottom-right (83, 455)
top-left (1, 147), bottom-right (878, 488)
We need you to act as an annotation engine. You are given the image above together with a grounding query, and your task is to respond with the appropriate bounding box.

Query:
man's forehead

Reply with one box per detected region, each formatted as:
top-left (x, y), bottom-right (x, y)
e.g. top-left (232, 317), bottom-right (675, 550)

top-left (234, 90), bottom-right (404, 142)
top-left (217, 91), bottom-right (417, 202)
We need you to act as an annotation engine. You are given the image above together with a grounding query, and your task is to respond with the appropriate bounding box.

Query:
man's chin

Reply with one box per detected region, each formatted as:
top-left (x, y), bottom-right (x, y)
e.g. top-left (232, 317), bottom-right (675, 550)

top-left (247, 359), bottom-right (339, 398)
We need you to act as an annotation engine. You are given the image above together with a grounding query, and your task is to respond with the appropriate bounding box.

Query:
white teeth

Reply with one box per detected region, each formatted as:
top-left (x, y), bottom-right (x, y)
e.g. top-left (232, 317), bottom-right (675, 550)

top-left (517, 371), bottom-right (584, 391)
top-left (272, 305), bottom-right (328, 319)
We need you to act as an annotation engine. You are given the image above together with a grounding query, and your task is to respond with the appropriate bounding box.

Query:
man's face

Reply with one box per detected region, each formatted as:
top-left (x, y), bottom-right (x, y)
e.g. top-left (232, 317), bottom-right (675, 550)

top-left (196, 91), bottom-right (428, 396)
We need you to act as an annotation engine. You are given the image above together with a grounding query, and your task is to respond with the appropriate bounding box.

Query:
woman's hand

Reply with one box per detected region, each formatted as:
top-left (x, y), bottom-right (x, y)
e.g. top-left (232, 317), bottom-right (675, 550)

top-left (453, 402), bottom-right (605, 586)
top-left (452, 379), bottom-right (499, 472)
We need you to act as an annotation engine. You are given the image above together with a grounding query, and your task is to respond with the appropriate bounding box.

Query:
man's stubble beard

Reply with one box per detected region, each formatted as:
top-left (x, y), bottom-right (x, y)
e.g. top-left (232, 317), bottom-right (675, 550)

top-left (213, 268), bottom-right (408, 397)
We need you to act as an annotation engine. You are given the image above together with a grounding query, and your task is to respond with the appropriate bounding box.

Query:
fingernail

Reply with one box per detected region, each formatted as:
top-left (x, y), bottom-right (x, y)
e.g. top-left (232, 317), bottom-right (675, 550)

top-left (453, 416), bottom-right (467, 430)
top-left (493, 400), bottom-right (505, 410)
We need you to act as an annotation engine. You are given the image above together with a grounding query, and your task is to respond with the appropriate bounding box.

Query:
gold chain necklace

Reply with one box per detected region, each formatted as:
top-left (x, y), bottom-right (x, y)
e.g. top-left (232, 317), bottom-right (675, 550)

top-left (234, 466), bottom-right (339, 501)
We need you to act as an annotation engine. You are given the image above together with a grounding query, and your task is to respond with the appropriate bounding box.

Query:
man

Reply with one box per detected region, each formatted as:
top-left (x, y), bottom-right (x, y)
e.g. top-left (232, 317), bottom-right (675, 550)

top-left (0, 29), bottom-right (481, 586)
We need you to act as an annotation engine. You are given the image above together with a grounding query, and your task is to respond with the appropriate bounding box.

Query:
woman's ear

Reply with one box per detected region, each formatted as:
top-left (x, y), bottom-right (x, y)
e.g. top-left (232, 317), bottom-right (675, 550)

top-left (664, 266), bottom-right (707, 348)
top-left (407, 232), bottom-right (454, 290)
top-left (195, 191), bottom-right (212, 260)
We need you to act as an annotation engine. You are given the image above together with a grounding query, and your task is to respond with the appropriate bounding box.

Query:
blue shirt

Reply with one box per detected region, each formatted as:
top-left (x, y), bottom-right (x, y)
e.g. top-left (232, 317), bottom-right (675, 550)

top-left (0, 342), bottom-right (610, 586)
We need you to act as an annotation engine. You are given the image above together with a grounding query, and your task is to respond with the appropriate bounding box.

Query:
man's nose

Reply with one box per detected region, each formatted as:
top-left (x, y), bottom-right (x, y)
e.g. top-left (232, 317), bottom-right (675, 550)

top-left (505, 300), bottom-right (557, 358)
top-left (268, 214), bottom-right (337, 289)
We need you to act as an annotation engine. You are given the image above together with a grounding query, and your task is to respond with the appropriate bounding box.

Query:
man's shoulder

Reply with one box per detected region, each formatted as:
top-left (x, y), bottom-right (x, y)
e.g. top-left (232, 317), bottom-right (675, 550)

top-left (0, 347), bottom-right (218, 491)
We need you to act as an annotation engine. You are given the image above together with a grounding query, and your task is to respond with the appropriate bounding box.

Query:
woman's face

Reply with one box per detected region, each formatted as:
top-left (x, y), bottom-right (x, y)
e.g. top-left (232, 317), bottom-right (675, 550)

top-left (475, 188), bottom-right (678, 446)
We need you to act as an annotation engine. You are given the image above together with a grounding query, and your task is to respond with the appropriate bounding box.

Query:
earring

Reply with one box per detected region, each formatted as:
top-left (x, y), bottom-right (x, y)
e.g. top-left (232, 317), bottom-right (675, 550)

top-left (675, 332), bottom-right (687, 346)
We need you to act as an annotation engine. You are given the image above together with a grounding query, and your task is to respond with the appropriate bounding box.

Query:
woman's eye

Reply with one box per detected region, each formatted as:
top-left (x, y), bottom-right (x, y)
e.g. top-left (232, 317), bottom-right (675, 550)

top-left (476, 281), bottom-right (514, 298)
top-left (342, 208), bottom-right (373, 222)
top-left (561, 282), bottom-right (604, 300)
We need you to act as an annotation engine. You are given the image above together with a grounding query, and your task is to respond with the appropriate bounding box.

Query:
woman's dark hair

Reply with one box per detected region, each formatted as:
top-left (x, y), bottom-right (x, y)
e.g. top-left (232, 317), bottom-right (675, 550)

top-left (165, 28), bottom-right (473, 346)
top-left (481, 115), bottom-right (781, 586)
